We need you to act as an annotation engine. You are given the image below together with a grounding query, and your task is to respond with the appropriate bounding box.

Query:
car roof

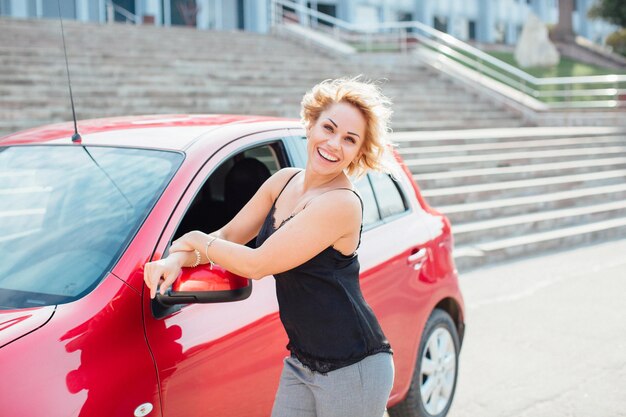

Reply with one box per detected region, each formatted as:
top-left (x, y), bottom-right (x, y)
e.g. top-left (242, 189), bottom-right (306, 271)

top-left (0, 114), bottom-right (302, 150)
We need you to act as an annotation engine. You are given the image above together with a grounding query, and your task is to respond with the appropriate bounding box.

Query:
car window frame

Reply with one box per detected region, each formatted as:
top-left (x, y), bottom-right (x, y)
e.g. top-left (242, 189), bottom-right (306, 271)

top-left (367, 171), bottom-right (411, 223)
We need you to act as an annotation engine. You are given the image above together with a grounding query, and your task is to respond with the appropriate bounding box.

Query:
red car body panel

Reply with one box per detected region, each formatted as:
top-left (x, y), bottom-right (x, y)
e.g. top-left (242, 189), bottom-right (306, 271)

top-left (0, 305), bottom-right (55, 348)
top-left (0, 115), bottom-right (464, 416)
top-left (0, 275), bottom-right (160, 417)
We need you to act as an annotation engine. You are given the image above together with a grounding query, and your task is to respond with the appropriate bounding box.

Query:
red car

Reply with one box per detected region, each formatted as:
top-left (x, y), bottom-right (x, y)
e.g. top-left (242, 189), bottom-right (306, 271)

top-left (0, 114), bottom-right (464, 417)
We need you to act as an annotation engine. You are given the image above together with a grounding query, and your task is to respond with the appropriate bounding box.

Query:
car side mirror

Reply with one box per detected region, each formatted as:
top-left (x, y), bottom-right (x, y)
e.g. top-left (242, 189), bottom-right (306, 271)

top-left (156, 264), bottom-right (252, 306)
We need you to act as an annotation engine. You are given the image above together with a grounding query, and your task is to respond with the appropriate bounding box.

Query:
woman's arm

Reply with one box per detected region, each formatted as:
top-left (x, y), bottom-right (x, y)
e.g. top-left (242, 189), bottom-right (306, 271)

top-left (144, 168), bottom-right (301, 297)
top-left (171, 168), bottom-right (301, 247)
top-left (182, 189), bottom-right (360, 277)
top-left (144, 189), bottom-right (361, 297)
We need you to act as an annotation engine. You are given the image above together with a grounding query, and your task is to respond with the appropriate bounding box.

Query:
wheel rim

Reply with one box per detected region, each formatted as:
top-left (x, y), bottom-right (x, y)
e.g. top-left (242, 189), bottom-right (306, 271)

top-left (419, 327), bottom-right (456, 415)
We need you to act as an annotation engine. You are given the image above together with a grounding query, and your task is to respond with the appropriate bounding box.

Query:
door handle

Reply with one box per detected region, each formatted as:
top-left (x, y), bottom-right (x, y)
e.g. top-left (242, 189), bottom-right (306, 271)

top-left (407, 248), bottom-right (427, 270)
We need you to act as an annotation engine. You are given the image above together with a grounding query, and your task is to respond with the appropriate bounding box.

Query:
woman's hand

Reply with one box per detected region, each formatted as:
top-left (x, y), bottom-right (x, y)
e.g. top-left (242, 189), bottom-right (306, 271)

top-left (143, 256), bottom-right (184, 299)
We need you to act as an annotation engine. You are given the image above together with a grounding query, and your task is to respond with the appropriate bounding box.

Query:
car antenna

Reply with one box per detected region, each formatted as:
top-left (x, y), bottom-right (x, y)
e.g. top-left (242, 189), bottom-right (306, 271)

top-left (57, 0), bottom-right (81, 143)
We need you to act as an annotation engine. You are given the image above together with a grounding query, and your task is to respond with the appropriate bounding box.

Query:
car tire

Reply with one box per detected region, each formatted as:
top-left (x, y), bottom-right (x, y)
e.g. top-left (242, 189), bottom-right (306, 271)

top-left (388, 309), bottom-right (460, 417)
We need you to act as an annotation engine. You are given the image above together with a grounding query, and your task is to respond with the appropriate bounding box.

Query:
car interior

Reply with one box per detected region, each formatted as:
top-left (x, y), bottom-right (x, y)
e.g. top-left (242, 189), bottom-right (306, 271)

top-left (173, 142), bottom-right (284, 243)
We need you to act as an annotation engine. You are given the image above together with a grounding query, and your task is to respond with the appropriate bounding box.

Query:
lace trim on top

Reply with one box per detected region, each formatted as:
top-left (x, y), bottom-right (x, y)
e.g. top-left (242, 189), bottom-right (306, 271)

top-left (288, 342), bottom-right (393, 374)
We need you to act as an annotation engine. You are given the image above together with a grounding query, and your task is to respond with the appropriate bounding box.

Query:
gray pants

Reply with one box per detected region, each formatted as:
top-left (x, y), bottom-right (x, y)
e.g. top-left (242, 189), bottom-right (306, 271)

top-left (271, 353), bottom-right (395, 417)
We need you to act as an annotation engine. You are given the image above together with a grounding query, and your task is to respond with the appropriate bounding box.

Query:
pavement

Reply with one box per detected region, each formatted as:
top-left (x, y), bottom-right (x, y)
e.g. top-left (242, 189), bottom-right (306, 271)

top-left (446, 238), bottom-right (626, 417)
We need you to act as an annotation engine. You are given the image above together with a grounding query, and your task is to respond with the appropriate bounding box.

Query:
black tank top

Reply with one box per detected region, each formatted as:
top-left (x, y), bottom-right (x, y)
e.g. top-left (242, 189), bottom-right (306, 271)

top-left (256, 170), bottom-right (392, 374)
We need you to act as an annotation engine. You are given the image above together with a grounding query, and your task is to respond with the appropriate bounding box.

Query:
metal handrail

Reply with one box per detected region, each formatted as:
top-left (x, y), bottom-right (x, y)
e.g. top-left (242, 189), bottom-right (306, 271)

top-left (271, 0), bottom-right (626, 109)
top-left (105, 0), bottom-right (140, 24)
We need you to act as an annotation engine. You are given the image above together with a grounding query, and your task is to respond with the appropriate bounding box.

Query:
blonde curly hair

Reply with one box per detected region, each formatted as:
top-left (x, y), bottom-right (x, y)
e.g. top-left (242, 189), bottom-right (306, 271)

top-left (300, 76), bottom-right (395, 178)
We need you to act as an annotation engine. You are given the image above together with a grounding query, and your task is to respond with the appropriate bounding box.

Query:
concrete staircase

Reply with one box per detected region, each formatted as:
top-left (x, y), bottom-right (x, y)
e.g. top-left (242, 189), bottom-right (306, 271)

top-left (3, 18), bottom-right (625, 270)
top-left (0, 17), bottom-right (527, 136)
top-left (393, 127), bottom-right (626, 271)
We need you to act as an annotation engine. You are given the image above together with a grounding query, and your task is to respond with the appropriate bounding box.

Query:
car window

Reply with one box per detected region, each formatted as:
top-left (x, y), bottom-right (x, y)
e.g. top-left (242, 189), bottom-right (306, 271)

top-left (173, 141), bottom-right (286, 239)
top-left (0, 145), bottom-right (183, 309)
top-left (353, 176), bottom-right (380, 228)
top-left (368, 171), bottom-right (408, 219)
top-left (243, 145), bottom-right (281, 173)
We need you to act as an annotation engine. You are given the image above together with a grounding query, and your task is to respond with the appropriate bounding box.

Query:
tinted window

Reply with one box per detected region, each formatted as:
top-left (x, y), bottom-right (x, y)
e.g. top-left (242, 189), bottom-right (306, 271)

top-left (368, 172), bottom-right (408, 219)
top-left (0, 145), bottom-right (182, 309)
top-left (354, 176), bottom-right (380, 228)
top-left (243, 145), bottom-right (281, 174)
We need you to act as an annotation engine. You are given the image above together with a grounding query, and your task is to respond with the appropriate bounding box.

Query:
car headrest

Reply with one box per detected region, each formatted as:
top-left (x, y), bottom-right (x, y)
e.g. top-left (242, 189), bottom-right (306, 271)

top-left (224, 158), bottom-right (271, 215)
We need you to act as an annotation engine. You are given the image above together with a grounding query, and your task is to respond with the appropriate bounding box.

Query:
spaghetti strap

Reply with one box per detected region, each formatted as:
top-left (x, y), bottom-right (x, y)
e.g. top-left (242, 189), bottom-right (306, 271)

top-left (336, 188), bottom-right (364, 250)
top-left (273, 170), bottom-right (302, 207)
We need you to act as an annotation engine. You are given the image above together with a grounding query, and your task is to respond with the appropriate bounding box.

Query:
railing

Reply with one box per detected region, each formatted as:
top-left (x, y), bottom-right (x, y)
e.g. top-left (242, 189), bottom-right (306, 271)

top-left (270, 0), bottom-right (626, 110)
top-left (105, 0), bottom-right (140, 25)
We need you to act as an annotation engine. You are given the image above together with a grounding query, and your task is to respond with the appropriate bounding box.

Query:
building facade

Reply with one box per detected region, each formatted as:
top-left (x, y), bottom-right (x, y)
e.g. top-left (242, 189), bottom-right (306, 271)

top-left (0, 0), bottom-right (618, 45)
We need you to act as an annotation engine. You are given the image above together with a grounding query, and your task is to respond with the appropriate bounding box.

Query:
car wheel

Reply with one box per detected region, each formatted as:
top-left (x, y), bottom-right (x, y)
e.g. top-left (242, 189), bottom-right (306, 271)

top-left (388, 309), bottom-right (460, 417)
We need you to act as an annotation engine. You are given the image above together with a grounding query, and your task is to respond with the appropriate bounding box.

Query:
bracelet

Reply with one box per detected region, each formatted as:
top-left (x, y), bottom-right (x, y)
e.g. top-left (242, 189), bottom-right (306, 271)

top-left (205, 235), bottom-right (217, 270)
top-left (190, 249), bottom-right (201, 268)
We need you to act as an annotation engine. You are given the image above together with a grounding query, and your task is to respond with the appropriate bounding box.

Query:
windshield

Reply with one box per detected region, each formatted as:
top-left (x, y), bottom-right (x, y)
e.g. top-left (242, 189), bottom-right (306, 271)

top-left (0, 145), bottom-right (183, 309)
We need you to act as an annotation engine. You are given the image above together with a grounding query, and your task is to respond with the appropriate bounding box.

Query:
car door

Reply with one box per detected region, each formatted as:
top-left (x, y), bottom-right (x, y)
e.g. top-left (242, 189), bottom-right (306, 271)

top-left (356, 172), bottom-right (441, 402)
top-left (143, 130), bottom-right (294, 417)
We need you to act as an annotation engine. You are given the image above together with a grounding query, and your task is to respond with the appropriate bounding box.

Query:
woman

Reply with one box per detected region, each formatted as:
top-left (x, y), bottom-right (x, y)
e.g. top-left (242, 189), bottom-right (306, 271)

top-left (144, 77), bottom-right (396, 417)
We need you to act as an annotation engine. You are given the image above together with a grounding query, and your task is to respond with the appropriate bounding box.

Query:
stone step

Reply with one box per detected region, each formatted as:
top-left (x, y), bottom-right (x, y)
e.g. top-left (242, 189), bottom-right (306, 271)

top-left (0, 66), bottom-right (363, 81)
top-left (10, 104), bottom-right (485, 121)
top-left (391, 109), bottom-right (514, 120)
top-left (404, 146), bottom-right (626, 173)
top-left (0, 47), bottom-right (413, 65)
top-left (391, 127), bottom-right (626, 146)
top-left (0, 77), bottom-right (459, 100)
top-left (0, 104), bottom-right (510, 124)
top-left (398, 135), bottom-right (626, 159)
top-left (0, 19), bottom-right (300, 45)
top-left (452, 200), bottom-right (626, 246)
top-left (0, 58), bottom-right (411, 77)
top-left (0, 115), bottom-right (431, 137)
top-left (454, 216), bottom-right (626, 270)
top-left (0, 58), bottom-right (429, 81)
top-left (415, 156), bottom-right (626, 188)
top-left (0, 109), bottom-right (290, 123)
top-left (0, 80), bottom-right (457, 98)
top-left (395, 118), bottom-right (526, 131)
top-left (439, 183), bottom-right (626, 224)
top-left (422, 169), bottom-right (626, 206)
top-left (0, 52), bottom-right (427, 80)
top-left (0, 95), bottom-right (303, 113)
top-left (0, 61), bottom-right (434, 78)
top-left (0, 45), bottom-right (325, 58)
top-left (0, 99), bottom-right (478, 117)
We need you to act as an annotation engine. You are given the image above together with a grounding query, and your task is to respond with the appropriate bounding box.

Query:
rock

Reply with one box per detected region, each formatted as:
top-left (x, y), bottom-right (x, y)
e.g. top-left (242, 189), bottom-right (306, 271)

top-left (514, 13), bottom-right (560, 68)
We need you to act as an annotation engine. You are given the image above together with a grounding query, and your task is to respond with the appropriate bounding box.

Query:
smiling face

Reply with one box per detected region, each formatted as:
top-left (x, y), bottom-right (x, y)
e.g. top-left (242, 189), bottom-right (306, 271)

top-left (306, 101), bottom-right (366, 177)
